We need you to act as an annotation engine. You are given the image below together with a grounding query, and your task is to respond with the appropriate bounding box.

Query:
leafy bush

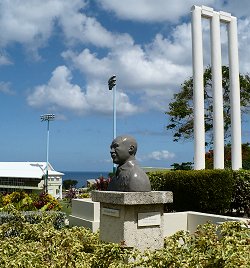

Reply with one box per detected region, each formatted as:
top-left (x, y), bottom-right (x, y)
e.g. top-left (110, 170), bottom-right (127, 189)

top-left (32, 192), bottom-right (62, 211)
top-left (0, 205), bottom-right (66, 229)
top-left (2, 191), bottom-right (34, 211)
top-left (149, 170), bottom-right (234, 214)
top-left (1, 191), bottom-right (62, 211)
top-left (135, 221), bottom-right (250, 267)
top-left (0, 207), bottom-right (131, 268)
top-left (231, 170), bottom-right (250, 217)
top-left (94, 176), bottom-right (111, 191)
top-left (78, 192), bottom-right (91, 198)
top-left (64, 187), bottom-right (77, 204)
top-left (0, 207), bottom-right (249, 267)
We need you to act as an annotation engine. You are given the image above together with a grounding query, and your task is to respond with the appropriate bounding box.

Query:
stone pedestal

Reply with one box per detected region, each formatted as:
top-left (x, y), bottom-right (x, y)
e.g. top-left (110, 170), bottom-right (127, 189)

top-left (69, 198), bottom-right (100, 232)
top-left (91, 191), bottom-right (173, 251)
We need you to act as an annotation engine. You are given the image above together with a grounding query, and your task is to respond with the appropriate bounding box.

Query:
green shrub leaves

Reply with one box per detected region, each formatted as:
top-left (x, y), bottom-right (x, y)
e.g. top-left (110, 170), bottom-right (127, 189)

top-left (149, 169), bottom-right (250, 216)
top-left (1, 216), bottom-right (249, 267)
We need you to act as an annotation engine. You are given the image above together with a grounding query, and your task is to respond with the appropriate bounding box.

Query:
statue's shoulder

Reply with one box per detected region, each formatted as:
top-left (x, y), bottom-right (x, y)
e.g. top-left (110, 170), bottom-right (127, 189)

top-left (129, 161), bottom-right (147, 176)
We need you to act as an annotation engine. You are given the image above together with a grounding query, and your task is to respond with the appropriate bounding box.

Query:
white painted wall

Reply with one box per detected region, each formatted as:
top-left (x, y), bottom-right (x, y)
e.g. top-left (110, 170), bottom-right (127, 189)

top-left (164, 211), bottom-right (249, 236)
top-left (69, 198), bottom-right (100, 232)
top-left (69, 199), bottom-right (249, 236)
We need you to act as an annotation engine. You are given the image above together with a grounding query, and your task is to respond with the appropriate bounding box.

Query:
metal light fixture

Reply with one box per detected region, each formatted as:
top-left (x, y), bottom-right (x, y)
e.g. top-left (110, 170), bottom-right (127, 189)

top-left (40, 114), bottom-right (55, 194)
top-left (108, 75), bottom-right (116, 173)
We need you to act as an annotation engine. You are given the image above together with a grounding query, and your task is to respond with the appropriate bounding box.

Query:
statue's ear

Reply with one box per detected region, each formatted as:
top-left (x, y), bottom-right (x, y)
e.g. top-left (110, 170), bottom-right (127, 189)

top-left (128, 145), bottom-right (135, 155)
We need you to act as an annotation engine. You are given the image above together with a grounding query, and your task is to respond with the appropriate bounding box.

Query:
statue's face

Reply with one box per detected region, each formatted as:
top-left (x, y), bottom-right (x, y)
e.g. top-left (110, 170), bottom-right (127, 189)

top-left (110, 138), bottom-right (131, 165)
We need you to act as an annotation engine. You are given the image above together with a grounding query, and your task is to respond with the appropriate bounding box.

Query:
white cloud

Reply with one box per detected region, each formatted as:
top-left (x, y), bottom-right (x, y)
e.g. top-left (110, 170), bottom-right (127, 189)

top-left (0, 0), bottom-right (74, 56)
top-left (84, 82), bottom-right (138, 115)
top-left (59, 11), bottom-right (113, 48)
top-left (62, 49), bottom-right (112, 79)
top-left (3, 1), bottom-right (250, 116)
top-left (27, 66), bottom-right (89, 113)
top-left (62, 21), bottom-right (193, 111)
top-left (98, 0), bottom-right (215, 22)
top-left (0, 81), bottom-right (14, 94)
top-left (114, 44), bottom-right (189, 88)
top-left (147, 24), bottom-right (192, 66)
top-left (145, 150), bottom-right (175, 161)
top-left (0, 52), bottom-right (12, 65)
top-left (60, 11), bottom-right (133, 48)
top-left (0, 0), bottom-right (133, 57)
top-left (27, 65), bottom-right (138, 116)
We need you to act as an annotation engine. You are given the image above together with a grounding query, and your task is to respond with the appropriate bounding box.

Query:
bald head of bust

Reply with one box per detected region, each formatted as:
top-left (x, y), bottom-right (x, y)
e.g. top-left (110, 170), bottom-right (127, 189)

top-left (110, 135), bottom-right (138, 165)
top-left (108, 135), bottom-right (151, 192)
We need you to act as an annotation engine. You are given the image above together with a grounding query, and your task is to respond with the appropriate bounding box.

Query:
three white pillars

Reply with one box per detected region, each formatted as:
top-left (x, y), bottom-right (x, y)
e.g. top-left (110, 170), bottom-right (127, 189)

top-left (191, 6), bottom-right (242, 170)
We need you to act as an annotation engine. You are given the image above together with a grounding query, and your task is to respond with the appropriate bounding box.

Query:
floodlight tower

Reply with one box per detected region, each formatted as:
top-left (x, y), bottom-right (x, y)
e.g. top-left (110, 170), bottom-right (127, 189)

top-left (40, 114), bottom-right (55, 193)
top-left (108, 75), bottom-right (117, 173)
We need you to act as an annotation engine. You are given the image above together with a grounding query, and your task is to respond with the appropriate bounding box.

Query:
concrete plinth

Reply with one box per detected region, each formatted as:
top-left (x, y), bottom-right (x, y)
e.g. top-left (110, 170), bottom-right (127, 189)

top-left (69, 198), bottom-right (100, 232)
top-left (91, 191), bottom-right (173, 251)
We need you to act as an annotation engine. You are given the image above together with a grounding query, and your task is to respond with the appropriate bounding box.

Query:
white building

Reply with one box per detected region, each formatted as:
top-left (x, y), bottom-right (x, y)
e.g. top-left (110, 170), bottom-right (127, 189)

top-left (0, 162), bottom-right (63, 199)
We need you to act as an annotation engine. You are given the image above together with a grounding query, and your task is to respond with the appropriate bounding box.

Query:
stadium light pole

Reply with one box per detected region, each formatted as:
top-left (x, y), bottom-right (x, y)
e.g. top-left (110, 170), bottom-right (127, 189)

top-left (108, 75), bottom-right (117, 173)
top-left (40, 114), bottom-right (55, 194)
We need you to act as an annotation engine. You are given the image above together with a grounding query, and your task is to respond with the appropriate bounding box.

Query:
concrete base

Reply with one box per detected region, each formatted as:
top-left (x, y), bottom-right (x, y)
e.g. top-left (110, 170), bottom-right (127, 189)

top-left (164, 211), bottom-right (250, 237)
top-left (68, 196), bottom-right (249, 250)
top-left (92, 191), bottom-right (173, 251)
top-left (69, 215), bottom-right (100, 231)
top-left (69, 198), bottom-right (100, 232)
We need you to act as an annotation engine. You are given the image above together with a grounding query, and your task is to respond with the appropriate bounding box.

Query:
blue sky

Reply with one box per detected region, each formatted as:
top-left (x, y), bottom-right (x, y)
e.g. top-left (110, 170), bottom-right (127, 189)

top-left (0, 0), bottom-right (250, 172)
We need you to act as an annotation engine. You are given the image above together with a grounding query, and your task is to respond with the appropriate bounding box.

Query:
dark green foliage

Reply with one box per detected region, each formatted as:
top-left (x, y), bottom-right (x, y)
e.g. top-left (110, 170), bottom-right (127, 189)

top-left (231, 170), bottom-right (250, 217)
top-left (0, 206), bottom-right (66, 230)
top-left (166, 66), bottom-right (250, 145)
top-left (149, 170), bottom-right (234, 214)
top-left (170, 162), bottom-right (193, 170)
top-left (63, 179), bottom-right (78, 190)
top-left (242, 143), bottom-right (250, 170)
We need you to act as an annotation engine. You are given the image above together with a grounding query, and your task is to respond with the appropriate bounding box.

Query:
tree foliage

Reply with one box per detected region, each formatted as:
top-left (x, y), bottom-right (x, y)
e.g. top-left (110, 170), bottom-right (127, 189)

top-left (166, 66), bottom-right (250, 145)
top-left (205, 143), bottom-right (250, 170)
top-left (170, 162), bottom-right (193, 170)
top-left (62, 179), bottom-right (78, 190)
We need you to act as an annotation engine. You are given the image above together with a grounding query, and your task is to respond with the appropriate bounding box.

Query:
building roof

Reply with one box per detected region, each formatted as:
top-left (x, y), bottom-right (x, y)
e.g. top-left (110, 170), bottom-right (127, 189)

top-left (0, 162), bottom-right (64, 179)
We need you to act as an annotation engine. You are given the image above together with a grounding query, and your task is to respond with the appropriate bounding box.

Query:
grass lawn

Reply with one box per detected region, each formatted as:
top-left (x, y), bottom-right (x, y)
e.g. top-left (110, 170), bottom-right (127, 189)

top-left (59, 199), bottom-right (72, 216)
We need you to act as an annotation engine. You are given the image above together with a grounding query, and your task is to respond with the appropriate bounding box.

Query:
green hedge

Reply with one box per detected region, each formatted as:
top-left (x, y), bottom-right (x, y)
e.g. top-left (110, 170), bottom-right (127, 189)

top-left (0, 209), bottom-right (130, 268)
top-left (0, 212), bottom-right (250, 267)
top-left (231, 170), bottom-right (250, 216)
top-left (148, 169), bottom-right (250, 214)
top-left (0, 205), bottom-right (66, 231)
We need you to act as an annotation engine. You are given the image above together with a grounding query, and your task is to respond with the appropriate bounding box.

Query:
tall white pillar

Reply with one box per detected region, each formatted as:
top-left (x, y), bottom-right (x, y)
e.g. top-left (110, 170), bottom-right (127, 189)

top-left (228, 16), bottom-right (242, 170)
top-left (211, 12), bottom-right (224, 169)
top-left (191, 6), bottom-right (206, 169)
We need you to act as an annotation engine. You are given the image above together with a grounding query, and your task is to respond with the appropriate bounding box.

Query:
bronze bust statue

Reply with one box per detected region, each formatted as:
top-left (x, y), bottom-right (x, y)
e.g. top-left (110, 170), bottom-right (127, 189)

top-left (107, 135), bottom-right (151, 192)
